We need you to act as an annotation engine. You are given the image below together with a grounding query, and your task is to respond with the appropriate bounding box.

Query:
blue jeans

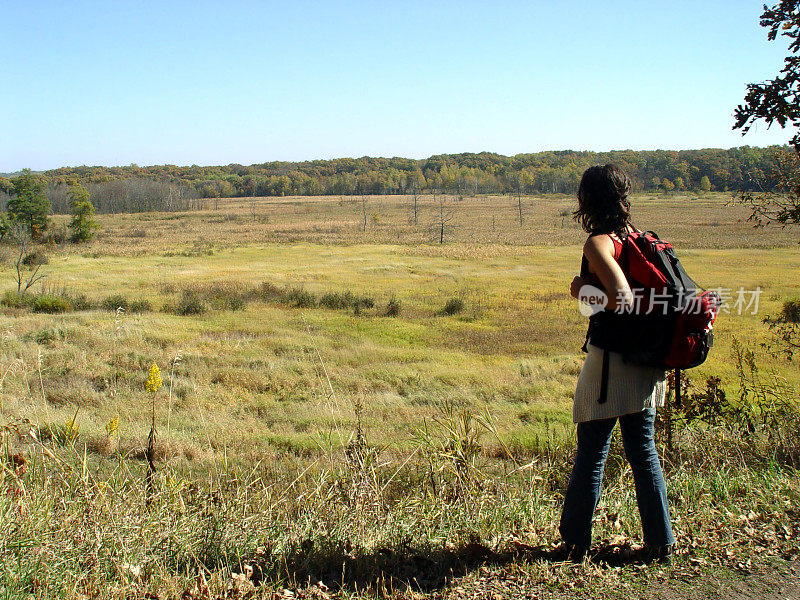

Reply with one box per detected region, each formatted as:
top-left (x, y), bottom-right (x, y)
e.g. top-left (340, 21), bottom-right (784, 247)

top-left (559, 408), bottom-right (675, 549)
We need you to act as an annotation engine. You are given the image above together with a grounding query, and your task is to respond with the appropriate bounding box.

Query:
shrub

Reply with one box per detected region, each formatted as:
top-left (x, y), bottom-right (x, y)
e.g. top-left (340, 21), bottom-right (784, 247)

top-left (319, 291), bottom-right (375, 314)
top-left (442, 297), bottom-right (464, 315)
top-left (256, 281), bottom-right (285, 302)
top-left (286, 286), bottom-right (315, 308)
top-left (43, 226), bottom-right (68, 245)
top-left (320, 291), bottom-right (355, 310)
top-left (176, 292), bottom-right (206, 316)
top-left (386, 295), bottom-right (401, 317)
top-left (353, 296), bottom-right (375, 315)
top-left (22, 250), bottom-right (48, 267)
top-left (1, 291), bottom-right (34, 308)
top-left (69, 196), bottom-right (100, 243)
top-left (69, 293), bottom-right (94, 310)
top-left (227, 296), bottom-right (246, 311)
top-left (179, 282), bottom-right (251, 311)
top-left (32, 294), bottom-right (72, 314)
top-left (101, 294), bottom-right (129, 312)
top-left (130, 299), bottom-right (152, 313)
top-left (781, 299), bottom-right (800, 323)
top-left (28, 327), bottom-right (65, 344)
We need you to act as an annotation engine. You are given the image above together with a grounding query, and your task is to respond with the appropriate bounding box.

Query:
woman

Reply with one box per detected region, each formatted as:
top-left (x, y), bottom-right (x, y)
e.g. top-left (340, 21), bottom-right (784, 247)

top-left (558, 164), bottom-right (675, 563)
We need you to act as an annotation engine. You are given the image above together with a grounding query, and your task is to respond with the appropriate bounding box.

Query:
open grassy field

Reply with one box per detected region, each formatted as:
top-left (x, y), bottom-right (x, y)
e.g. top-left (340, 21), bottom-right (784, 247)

top-left (2, 191), bottom-right (799, 599)
top-left (2, 192), bottom-right (797, 465)
top-left (77, 191), bottom-right (798, 254)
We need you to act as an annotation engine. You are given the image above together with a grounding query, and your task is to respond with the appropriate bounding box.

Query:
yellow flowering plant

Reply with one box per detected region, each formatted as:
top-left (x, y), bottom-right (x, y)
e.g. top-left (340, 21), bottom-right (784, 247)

top-left (145, 363), bottom-right (162, 395)
top-left (144, 362), bottom-right (162, 502)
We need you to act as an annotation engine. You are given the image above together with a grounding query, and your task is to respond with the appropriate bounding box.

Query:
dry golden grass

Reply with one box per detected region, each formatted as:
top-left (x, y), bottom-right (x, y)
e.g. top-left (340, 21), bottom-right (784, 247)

top-left (59, 192), bottom-right (799, 258)
top-left (1, 192), bottom-right (799, 599)
top-left (0, 191), bottom-right (797, 467)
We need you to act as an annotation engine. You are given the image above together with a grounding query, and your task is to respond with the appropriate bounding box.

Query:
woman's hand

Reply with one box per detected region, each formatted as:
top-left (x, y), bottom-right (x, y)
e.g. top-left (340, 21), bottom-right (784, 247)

top-left (570, 275), bottom-right (587, 299)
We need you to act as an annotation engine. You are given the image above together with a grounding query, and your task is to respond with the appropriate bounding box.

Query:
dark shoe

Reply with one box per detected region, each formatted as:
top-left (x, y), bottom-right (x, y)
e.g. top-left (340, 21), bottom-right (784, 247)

top-left (644, 544), bottom-right (673, 565)
top-left (549, 542), bottom-right (588, 563)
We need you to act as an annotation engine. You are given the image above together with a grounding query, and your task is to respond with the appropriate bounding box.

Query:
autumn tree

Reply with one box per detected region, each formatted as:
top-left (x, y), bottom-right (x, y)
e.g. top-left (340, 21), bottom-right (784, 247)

top-left (7, 169), bottom-right (50, 239)
top-left (734, 0), bottom-right (800, 150)
top-left (734, 0), bottom-right (800, 229)
top-left (68, 181), bottom-right (99, 242)
top-left (734, 1), bottom-right (800, 361)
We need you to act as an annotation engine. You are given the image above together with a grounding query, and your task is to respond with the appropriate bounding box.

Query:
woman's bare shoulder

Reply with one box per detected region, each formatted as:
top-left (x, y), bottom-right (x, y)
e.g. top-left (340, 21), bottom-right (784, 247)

top-left (583, 234), bottom-right (615, 257)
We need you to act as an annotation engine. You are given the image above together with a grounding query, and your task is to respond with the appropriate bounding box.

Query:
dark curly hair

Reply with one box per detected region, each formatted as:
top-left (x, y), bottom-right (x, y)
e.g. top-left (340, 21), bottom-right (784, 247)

top-left (572, 164), bottom-right (632, 236)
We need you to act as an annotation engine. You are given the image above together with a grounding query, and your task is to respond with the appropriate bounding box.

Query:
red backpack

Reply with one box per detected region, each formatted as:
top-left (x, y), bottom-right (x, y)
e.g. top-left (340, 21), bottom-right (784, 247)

top-left (582, 230), bottom-right (721, 405)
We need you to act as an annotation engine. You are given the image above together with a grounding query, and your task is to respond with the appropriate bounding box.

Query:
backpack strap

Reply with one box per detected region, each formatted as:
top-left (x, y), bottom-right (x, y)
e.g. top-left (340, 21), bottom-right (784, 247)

top-left (580, 254), bottom-right (589, 278)
top-left (597, 348), bottom-right (610, 404)
top-left (580, 250), bottom-right (591, 352)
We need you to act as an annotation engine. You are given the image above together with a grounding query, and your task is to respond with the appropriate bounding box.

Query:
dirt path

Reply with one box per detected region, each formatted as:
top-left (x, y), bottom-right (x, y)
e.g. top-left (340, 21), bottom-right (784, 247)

top-left (429, 560), bottom-right (800, 600)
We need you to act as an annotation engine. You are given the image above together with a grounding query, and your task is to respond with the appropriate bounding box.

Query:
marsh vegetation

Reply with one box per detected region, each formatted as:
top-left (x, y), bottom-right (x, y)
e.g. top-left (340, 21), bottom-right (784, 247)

top-left (1, 191), bottom-right (798, 599)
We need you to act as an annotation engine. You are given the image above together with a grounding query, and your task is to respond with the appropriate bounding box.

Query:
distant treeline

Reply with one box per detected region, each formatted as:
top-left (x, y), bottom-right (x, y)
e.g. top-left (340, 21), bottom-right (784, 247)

top-left (1, 147), bottom-right (788, 214)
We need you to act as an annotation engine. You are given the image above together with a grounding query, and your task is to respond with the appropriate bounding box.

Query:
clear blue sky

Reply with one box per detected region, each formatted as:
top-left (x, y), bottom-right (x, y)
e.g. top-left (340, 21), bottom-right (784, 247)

top-left (1, 1), bottom-right (796, 171)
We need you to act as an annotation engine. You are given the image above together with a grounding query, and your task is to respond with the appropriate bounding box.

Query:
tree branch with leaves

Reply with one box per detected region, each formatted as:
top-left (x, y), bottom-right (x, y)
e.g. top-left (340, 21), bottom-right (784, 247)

top-left (734, 0), bottom-right (800, 150)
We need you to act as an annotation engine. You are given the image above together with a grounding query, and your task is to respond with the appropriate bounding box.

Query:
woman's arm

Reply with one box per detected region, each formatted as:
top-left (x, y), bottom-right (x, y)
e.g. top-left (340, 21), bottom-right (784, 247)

top-left (571, 235), bottom-right (632, 311)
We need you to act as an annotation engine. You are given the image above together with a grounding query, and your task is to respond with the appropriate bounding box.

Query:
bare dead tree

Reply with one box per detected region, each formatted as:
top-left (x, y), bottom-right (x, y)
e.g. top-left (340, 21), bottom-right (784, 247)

top-left (361, 193), bottom-right (368, 232)
top-left (411, 186), bottom-right (421, 226)
top-left (515, 176), bottom-right (525, 226)
top-left (11, 225), bottom-right (46, 294)
top-left (435, 194), bottom-right (455, 244)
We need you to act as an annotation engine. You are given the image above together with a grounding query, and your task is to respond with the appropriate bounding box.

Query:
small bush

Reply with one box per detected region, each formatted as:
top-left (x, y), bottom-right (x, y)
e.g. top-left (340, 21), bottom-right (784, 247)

top-left (32, 294), bottom-right (72, 314)
top-left (286, 286), bottom-right (315, 308)
top-left (227, 296), bottom-right (246, 311)
top-left (28, 327), bottom-right (65, 344)
top-left (43, 227), bottom-right (68, 245)
top-left (179, 282), bottom-right (251, 311)
top-left (386, 295), bottom-right (401, 317)
top-left (1, 291), bottom-right (34, 309)
top-left (255, 281), bottom-right (285, 303)
top-left (320, 291), bottom-right (355, 310)
top-left (781, 299), bottom-right (800, 323)
top-left (442, 297), bottom-right (464, 316)
top-left (319, 291), bottom-right (375, 314)
top-left (176, 292), bottom-right (206, 316)
top-left (130, 299), bottom-right (152, 313)
top-left (22, 250), bottom-right (48, 267)
top-left (101, 294), bottom-right (130, 312)
top-left (69, 293), bottom-right (94, 310)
